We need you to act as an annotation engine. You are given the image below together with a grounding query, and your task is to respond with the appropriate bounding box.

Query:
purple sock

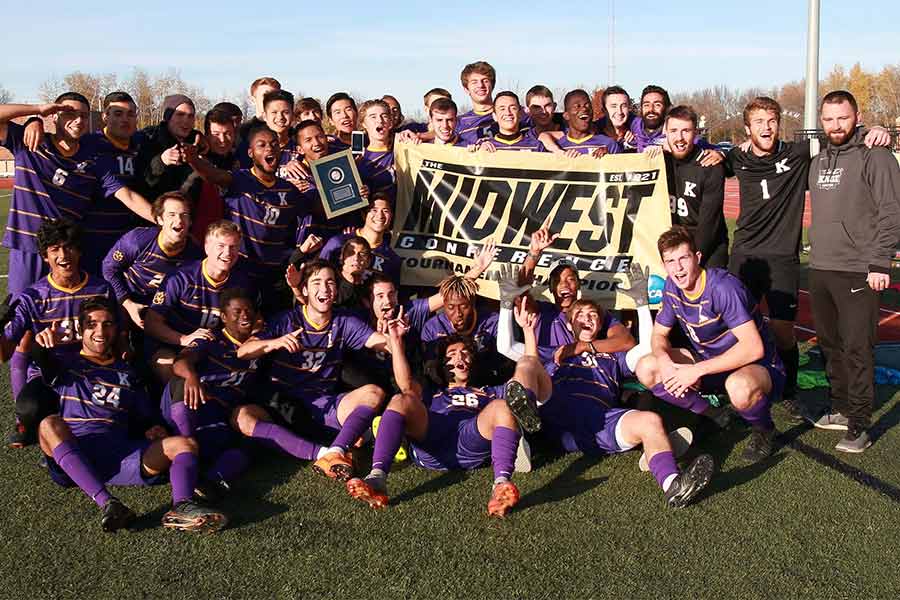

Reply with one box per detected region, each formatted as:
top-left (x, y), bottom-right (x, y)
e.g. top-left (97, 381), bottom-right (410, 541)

top-left (332, 405), bottom-right (377, 451)
top-left (491, 426), bottom-right (520, 481)
top-left (371, 409), bottom-right (406, 473)
top-left (205, 448), bottom-right (250, 483)
top-left (251, 421), bottom-right (321, 460)
top-left (648, 451), bottom-right (679, 490)
top-left (10, 351), bottom-right (28, 402)
top-left (651, 383), bottom-right (708, 414)
top-left (170, 452), bottom-right (198, 505)
top-left (169, 401), bottom-right (195, 436)
top-left (52, 440), bottom-right (111, 507)
top-left (736, 393), bottom-right (774, 431)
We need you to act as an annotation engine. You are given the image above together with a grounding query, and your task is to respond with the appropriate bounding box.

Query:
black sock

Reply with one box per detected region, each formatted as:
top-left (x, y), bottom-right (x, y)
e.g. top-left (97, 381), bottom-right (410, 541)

top-left (778, 345), bottom-right (799, 399)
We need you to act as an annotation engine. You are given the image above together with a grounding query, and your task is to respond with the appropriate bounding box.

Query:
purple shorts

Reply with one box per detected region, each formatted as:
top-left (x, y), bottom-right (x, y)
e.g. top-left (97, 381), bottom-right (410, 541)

top-left (278, 391), bottom-right (347, 431)
top-left (160, 383), bottom-right (238, 459)
top-left (410, 412), bottom-right (491, 471)
top-left (7, 248), bottom-right (47, 298)
top-left (541, 393), bottom-right (636, 455)
top-left (46, 431), bottom-right (161, 488)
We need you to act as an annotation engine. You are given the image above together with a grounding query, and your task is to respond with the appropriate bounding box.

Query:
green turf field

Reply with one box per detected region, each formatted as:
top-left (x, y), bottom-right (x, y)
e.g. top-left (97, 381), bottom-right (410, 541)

top-left (0, 187), bottom-right (899, 599)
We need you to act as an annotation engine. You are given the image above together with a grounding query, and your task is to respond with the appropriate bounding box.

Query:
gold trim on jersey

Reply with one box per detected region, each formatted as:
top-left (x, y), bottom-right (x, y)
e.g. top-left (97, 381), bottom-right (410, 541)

top-left (683, 269), bottom-right (707, 301)
top-left (201, 259), bottom-right (230, 288)
top-left (78, 351), bottom-right (116, 366)
top-left (48, 272), bottom-right (89, 294)
top-left (250, 167), bottom-right (276, 188)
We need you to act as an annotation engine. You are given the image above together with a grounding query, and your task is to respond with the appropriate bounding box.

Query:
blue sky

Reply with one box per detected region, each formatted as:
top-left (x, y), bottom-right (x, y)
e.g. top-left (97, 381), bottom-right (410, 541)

top-left (4, 1), bottom-right (898, 117)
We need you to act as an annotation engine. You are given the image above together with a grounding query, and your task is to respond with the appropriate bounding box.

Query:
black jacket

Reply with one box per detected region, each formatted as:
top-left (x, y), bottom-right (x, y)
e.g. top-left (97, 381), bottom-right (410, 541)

top-left (133, 121), bottom-right (203, 202)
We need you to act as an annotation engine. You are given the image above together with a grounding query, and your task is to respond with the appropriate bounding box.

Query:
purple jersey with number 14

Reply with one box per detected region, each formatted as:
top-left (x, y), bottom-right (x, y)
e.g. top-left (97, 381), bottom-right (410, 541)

top-left (656, 267), bottom-right (779, 367)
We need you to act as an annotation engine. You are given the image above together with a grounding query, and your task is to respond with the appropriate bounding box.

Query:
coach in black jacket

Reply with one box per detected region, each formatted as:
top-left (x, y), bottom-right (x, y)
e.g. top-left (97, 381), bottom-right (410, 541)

top-left (808, 90), bottom-right (900, 453)
top-left (133, 94), bottom-right (204, 202)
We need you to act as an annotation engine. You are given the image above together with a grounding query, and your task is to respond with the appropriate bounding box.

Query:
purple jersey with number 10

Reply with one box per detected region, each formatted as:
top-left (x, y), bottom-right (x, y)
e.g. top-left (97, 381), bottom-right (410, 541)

top-left (656, 267), bottom-right (779, 366)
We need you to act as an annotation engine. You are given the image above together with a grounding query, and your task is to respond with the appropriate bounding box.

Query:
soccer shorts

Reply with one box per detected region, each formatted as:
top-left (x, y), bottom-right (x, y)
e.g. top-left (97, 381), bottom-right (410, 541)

top-left (729, 252), bottom-right (799, 321)
top-left (46, 431), bottom-right (161, 487)
top-left (409, 412), bottom-right (491, 471)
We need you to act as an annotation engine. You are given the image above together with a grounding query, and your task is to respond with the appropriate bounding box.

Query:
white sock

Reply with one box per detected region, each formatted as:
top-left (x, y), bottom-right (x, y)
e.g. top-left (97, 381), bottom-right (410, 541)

top-left (662, 473), bottom-right (678, 492)
top-left (326, 445), bottom-right (345, 456)
top-left (315, 447), bottom-right (330, 460)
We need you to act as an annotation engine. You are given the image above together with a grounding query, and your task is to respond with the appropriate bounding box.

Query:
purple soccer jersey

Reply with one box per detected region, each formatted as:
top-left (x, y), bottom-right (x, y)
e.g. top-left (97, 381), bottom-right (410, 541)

top-left (1, 123), bottom-right (123, 255)
top-left (148, 259), bottom-right (255, 336)
top-left (79, 131), bottom-right (141, 269)
top-left (487, 131), bottom-right (545, 152)
top-left (101, 227), bottom-right (202, 304)
top-left (656, 267), bottom-right (780, 366)
top-left (223, 169), bottom-right (308, 273)
top-left (630, 117), bottom-right (664, 152)
top-left (428, 384), bottom-right (505, 416)
top-left (457, 109), bottom-right (495, 144)
top-left (4, 273), bottom-right (116, 378)
top-left (357, 297), bottom-right (433, 378)
top-left (356, 146), bottom-right (396, 197)
top-left (397, 121), bottom-right (429, 134)
top-left (326, 134), bottom-right (349, 153)
top-left (421, 307), bottom-right (499, 359)
top-left (318, 231), bottom-right (402, 282)
top-left (237, 137), bottom-right (298, 171)
top-left (181, 328), bottom-right (260, 406)
top-left (556, 132), bottom-right (623, 155)
top-left (257, 305), bottom-right (375, 397)
top-left (54, 352), bottom-right (154, 437)
top-left (533, 301), bottom-right (619, 369)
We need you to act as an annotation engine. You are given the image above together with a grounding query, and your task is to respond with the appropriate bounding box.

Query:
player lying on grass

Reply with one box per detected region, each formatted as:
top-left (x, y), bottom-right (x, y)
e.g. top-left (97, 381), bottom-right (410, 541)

top-left (237, 259), bottom-right (392, 482)
top-left (28, 296), bottom-right (228, 533)
top-left (346, 300), bottom-right (552, 517)
top-left (163, 287), bottom-right (344, 500)
top-left (636, 226), bottom-right (785, 463)
top-left (497, 263), bottom-right (714, 508)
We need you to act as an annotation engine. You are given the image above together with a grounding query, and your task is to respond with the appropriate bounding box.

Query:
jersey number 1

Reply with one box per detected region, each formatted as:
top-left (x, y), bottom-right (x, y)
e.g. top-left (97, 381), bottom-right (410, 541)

top-left (760, 179), bottom-right (770, 200)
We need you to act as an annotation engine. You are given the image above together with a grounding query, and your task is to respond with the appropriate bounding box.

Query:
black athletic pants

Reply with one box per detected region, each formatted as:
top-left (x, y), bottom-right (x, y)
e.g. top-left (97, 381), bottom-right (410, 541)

top-left (808, 269), bottom-right (880, 429)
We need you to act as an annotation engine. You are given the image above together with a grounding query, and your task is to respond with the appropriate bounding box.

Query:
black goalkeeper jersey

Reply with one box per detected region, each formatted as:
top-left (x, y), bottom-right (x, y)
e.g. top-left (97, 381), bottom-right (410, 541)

top-left (726, 140), bottom-right (811, 258)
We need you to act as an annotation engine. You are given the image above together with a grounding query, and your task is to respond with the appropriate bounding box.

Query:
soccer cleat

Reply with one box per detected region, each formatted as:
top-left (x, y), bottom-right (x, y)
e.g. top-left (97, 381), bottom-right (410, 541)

top-left (810, 412), bottom-right (849, 431)
top-left (6, 423), bottom-right (29, 449)
top-left (741, 428), bottom-right (776, 462)
top-left (193, 478), bottom-right (232, 504)
top-left (702, 404), bottom-right (733, 429)
top-left (346, 477), bottom-right (389, 509)
top-left (664, 454), bottom-right (714, 509)
top-left (505, 381), bottom-right (541, 434)
top-left (638, 427), bottom-right (693, 472)
top-left (835, 428), bottom-right (872, 453)
top-left (100, 497), bottom-right (137, 533)
top-left (515, 435), bottom-right (532, 473)
top-left (487, 481), bottom-right (520, 517)
top-left (162, 500), bottom-right (228, 533)
top-left (312, 451), bottom-right (354, 481)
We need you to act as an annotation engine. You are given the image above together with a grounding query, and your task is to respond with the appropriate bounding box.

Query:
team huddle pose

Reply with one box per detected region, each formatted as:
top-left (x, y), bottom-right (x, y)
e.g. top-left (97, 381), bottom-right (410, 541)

top-left (1, 60), bottom-right (898, 533)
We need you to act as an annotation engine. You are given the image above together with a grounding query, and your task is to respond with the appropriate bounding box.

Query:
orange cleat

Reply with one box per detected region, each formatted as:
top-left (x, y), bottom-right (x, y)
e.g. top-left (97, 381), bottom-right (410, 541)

top-left (346, 477), bottom-right (389, 509)
top-left (487, 481), bottom-right (520, 517)
top-left (312, 451), bottom-right (354, 481)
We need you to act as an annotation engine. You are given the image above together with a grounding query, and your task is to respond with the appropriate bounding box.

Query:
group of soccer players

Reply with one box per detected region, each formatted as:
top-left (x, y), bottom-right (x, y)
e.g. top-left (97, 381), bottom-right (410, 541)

top-left (1, 59), bottom-right (898, 533)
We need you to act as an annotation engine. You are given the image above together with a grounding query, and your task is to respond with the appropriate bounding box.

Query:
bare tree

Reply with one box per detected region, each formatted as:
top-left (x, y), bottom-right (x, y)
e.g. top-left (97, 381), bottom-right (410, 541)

top-left (0, 84), bottom-right (12, 104)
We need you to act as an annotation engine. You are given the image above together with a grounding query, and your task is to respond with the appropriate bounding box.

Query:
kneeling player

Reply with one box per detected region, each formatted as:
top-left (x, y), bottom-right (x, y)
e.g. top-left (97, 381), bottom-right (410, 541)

top-left (33, 297), bottom-right (227, 533)
top-left (529, 268), bottom-right (713, 507)
top-left (346, 302), bottom-right (552, 517)
top-left (636, 227), bottom-right (785, 462)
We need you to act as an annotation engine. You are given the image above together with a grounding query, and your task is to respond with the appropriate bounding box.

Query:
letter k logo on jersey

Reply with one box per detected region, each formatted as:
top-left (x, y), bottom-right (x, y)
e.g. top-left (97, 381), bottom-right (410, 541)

top-left (775, 159), bottom-right (790, 174)
top-left (683, 181), bottom-right (697, 198)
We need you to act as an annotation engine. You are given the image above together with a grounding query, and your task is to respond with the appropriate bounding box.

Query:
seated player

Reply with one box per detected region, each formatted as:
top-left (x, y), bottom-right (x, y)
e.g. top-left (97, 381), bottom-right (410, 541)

top-left (540, 89), bottom-right (623, 158)
top-left (102, 192), bottom-right (202, 329)
top-left (344, 241), bottom-right (496, 394)
top-left (33, 296), bottom-right (228, 533)
top-left (318, 193), bottom-right (401, 281)
top-left (498, 265), bottom-right (715, 508)
top-left (295, 97), bottom-right (323, 124)
top-left (237, 259), bottom-right (391, 481)
top-left (356, 99), bottom-right (397, 198)
top-left (511, 227), bottom-right (635, 367)
top-left (345, 297), bottom-right (552, 517)
top-left (656, 105), bottom-right (729, 268)
top-left (185, 125), bottom-right (316, 301)
top-left (144, 220), bottom-right (255, 382)
top-left (164, 287), bottom-right (339, 498)
top-left (325, 92), bottom-right (359, 152)
top-left (635, 226), bottom-right (785, 462)
top-left (2, 220), bottom-right (117, 445)
top-left (475, 92), bottom-right (544, 153)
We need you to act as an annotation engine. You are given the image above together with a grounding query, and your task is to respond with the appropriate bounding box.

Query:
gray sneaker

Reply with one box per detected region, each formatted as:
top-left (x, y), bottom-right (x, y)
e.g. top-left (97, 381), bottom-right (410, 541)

top-left (835, 429), bottom-right (872, 453)
top-left (810, 412), bottom-right (849, 431)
